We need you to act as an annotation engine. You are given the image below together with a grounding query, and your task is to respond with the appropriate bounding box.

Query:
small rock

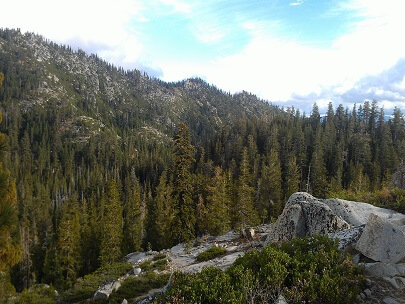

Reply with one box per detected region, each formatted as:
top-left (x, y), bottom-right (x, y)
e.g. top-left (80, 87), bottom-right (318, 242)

top-left (363, 289), bottom-right (371, 298)
top-left (93, 290), bottom-right (109, 301)
top-left (359, 292), bottom-right (366, 300)
top-left (122, 299), bottom-right (128, 304)
top-left (365, 278), bottom-right (372, 287)
top-left (383, 297), bottom-right (400, 304)
top-left (363, 262), bottom-right (405, 277)
top-left (383, 277), bottom-right (400, 289)
top-left (352, 253), bottom-right (361, 264)
top-left (133, 267), bottom-right (142, 275)
top-left (275, 294), bottom-right (288, 304)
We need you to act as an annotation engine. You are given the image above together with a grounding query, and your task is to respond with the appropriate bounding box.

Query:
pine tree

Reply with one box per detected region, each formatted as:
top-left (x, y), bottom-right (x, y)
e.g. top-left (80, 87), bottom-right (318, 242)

top-left (100, 180), bottom-right (123, 266)
top-left (171, 123), bottom-right (196, 243)
top-left (268, 148), bottom-right (283, 216)
top-left (123, 177), bottom-right (142, 254)
top-left (206, 167), bottom-right (231, 235)
top-left (234, 148), bottom-right (259, 229)
top-left (0, 108), bottom-right (21, 300)
top-left (150, 172), bottom-right (174, 250)
top-left (310, 130), bottom-right (328, 198)
top-left (58, 196), bottom-right (81, 286)
top-left (285, 153), bottom-right (300, 199)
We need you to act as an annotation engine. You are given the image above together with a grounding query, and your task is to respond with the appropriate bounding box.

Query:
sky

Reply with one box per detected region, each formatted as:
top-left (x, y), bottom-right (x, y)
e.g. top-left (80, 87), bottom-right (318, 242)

top-left (2, 0), bottom-right (405, 113)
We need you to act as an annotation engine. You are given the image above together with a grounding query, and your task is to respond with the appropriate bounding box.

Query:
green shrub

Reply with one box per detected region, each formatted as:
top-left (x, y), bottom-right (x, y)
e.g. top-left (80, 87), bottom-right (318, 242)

top-left (153, 253), bottom-right (167, 261)
top-left (16, 285), bottom-right (56, 304)
top-left (157, 236), bottom-right (364, 304)
top-left (329, 187), bottom-right (405, 213)
top-left (139, 258), bottom-right (169, 272)
top-left (60, 262), bottom-right (132, 303)
top-left (109, 272), bottom-right (170, 304)
top-left (196, 246), bottom-right (227, 262)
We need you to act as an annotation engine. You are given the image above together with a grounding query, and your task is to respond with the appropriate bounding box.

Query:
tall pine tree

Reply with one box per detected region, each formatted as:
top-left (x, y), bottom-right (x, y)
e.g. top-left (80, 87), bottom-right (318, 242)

top-left (100, 180), bottom-right (123, 266)
top-left (171, 123), bottom-right (196, 243)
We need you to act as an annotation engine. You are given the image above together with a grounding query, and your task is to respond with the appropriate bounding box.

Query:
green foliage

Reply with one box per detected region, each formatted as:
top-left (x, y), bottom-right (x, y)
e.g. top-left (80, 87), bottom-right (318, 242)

top-left (58, 196), bottom-right (82, 286)
top-left (109, 272), bottom-right (170, 303)
top-left (152, 253), bottom-right (167, 261)
top-left (158, 236), bottom-right (364, 304)
top-left (100, 180), bottom-right (123, 266)
top-left (171, 123), bottom-right (196, 243)
top-left (206, 167), bottom-right (231, 235)
top-left (139, 258), bottom-right (169, 272)
top-left (60, 262), bottom-right (132, 303)
top-left (16, 285), bottom-right (56, 304)
top-left (0, 29), bottom-right (404, 295)
top-left (234, 148), bottom-right (259, 228)
top-left (329, 187), bottom-right (405, 214)
top-left (196, 246), bottom-right (227, 262)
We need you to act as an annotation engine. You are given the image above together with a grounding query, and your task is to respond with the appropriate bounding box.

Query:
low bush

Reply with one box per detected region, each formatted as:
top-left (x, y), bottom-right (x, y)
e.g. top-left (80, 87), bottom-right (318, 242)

top-left (196, 246), bottom-right (227, 262)
top-left (153, 253), bottom-right (167, 261)
top-left (16, 285), bottom-right (56, 304)
top-left (109, 272), bottom-right (170, 303)
top-left (157, 235), bottom-right (364, 304)
top-left (60, 262), bottom-right (132, 303)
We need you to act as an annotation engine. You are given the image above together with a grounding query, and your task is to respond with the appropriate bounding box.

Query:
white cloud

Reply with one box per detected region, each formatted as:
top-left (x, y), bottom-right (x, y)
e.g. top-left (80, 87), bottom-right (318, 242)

top-left (157, 0), bottom-right (192, 14)
top-left (289, 0), bottom-right (304, 7)
top-left (1, 0), bottom-right (145, 70)
top-left (187, 0), bottom-right (405, 111)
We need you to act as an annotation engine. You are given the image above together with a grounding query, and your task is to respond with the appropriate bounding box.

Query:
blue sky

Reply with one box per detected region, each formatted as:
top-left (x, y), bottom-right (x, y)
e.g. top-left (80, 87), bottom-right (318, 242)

top-left (2, 0), bottom-right (405, 113)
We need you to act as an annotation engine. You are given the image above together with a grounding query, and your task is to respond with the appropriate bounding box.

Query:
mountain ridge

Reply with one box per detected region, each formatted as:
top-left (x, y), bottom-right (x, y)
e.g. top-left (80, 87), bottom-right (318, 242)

top-left (0, 28), bottom-right (279, 143)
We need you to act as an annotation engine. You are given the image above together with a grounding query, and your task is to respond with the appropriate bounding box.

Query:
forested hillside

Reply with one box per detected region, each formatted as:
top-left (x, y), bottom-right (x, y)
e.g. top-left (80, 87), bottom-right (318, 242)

top-left (0, 28), bottom-right (404, 296)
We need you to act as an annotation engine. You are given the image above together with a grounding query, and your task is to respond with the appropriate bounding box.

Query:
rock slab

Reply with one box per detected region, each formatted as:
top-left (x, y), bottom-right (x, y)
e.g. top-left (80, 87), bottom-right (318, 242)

top-left (355, 214), bottom-right (405, 264)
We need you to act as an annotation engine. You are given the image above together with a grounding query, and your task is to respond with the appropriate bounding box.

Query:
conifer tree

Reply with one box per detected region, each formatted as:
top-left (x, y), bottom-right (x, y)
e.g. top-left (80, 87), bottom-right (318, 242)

top-left (58, 196), bottom-right (81, 286)
top-left (267, 148), bottom-right (283, 216)
top-left (100, 180), bottom-right (123, 266)
top-left (0, 110), bottom-right (21, 298)
top-left (285, 153), bottom-right (300, 199)
top-left (123, 177), bottom-right (142, 254)
top-left (171, 123), bottom-right (196, 243)
top-left (206, 167), bottom-right (231, 235)
top-left (234, 148), bottom-right (259, 229)
top-left (310, 130), bottom-right (328, 198)
top-left (150, 172), bottom-right (174, 250)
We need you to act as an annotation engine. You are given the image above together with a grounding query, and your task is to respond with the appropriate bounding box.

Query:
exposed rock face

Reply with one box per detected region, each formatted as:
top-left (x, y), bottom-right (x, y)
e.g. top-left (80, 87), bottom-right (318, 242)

top-left (266, 192), bottom-right (350, 243)
top-left (392, 162), bottom-right (405, 190)
top-left (266, 192), bottom-right (405, 248)
top-left (355, 214), bottom-right (405, 264)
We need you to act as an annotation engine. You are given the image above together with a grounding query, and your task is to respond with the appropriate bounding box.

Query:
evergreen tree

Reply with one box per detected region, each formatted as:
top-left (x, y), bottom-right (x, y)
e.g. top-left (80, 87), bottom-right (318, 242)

top-left (0, 111), bottom-right (21, 300)
top-left (100, 180), bottom-right (123, 266)
top-left (58, 196), bottom-right (81, 286)
top-left (150, 172), bottom-right (174, 250)
top-left (123, 176), bottom-right (142, 254)
top-left (285, 153), bottom-right (300, 199)
top-left (206, 167), bottom-right (231, 235)
top-left (234, 148), bottom-right (259, 229)
top-left (171, 123), bottom-right (196, 243)
top-left (310, 130), bottom-right (328, 198)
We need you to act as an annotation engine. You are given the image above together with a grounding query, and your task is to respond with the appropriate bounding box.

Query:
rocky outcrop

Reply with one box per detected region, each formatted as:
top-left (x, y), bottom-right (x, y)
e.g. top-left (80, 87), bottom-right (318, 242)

top-left (355, 214), bottom-right (405, 264)
top-left (94, 192), bottom-right (405, 304)
top-left (266, 192), bottom-right (405, 248)
top-left (266, 192), bottom-right (351, 243)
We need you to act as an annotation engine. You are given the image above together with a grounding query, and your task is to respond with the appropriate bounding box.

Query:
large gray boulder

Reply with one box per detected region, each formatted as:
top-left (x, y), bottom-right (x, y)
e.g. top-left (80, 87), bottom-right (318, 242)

top-left (266, 193), bottom-right (350, 243)
top-left (267, 192), bottom-right (405, 248)
top-left (355, 214), bottom-right (405, 264)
